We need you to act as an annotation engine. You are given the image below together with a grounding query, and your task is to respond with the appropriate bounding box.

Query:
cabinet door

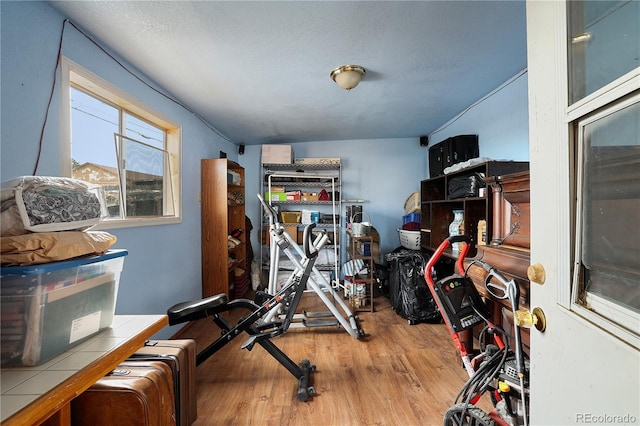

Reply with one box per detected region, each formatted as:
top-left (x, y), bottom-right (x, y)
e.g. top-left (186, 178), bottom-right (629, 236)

top-left (428, 140), bottom-right (450, 177)
top-left (428, 135), bottom-right (479, 177)
top-left (450, 135), bottom-right (479, 164)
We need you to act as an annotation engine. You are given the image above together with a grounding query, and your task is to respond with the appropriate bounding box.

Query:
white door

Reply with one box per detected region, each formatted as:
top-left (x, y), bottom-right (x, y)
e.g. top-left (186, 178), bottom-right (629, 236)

top-left (526, 1), bottom-right (639, 425)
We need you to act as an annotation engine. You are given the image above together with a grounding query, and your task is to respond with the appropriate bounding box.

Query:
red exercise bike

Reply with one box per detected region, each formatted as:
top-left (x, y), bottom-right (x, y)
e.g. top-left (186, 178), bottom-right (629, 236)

top-left (424, 235), bottom-right (530, 426)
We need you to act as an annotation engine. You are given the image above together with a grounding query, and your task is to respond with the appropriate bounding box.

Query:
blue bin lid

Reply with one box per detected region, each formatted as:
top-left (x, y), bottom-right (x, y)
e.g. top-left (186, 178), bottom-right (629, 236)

top-left (1, 249), bottom-right (128, 276)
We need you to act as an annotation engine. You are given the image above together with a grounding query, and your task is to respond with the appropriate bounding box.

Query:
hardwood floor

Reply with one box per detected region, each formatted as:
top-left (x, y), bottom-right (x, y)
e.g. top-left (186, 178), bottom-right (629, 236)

top-left (173, 291), bottom-right (493, 425)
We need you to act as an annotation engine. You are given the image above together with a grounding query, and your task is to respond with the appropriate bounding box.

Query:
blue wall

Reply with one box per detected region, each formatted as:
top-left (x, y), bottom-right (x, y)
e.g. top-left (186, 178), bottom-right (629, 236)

top-left (243, 139), bottom-right (427, 269)
top-left (1, 1), bottom-right (529, 338)
top-left (427, 70), bottom-right (529, 161)
top-left (0, 1), bottom-right (238, 338)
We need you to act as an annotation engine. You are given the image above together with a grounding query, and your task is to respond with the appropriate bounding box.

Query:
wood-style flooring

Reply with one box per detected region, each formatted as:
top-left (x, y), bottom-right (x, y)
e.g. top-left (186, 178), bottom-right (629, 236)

top-left (173, 290), bottom-right (493, 425)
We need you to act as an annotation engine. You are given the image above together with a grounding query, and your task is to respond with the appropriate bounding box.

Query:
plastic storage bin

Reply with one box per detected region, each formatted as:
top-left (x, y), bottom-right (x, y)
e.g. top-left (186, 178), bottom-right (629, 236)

top-left (398, 229), bottom-right (421, 250)
top-left (402, 212), bottom-right (421, 224)
top-left (1, 249), bottom-right (127, 366)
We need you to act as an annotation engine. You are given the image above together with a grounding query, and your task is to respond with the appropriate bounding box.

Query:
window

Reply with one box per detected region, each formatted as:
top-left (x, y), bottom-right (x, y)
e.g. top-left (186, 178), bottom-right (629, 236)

top-left (61, 58), bottom-right (181, 228)
top-left (572, 95), bottom-right (639, 336)
top-left (568, 1), bottom-right (639, 346)
top-left (567, 0), bottom-right (639, 104)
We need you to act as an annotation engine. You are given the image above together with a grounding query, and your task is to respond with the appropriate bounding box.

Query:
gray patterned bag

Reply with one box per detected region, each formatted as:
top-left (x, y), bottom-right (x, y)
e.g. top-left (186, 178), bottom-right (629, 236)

top-left (1, 176), bottom-right (108, 236)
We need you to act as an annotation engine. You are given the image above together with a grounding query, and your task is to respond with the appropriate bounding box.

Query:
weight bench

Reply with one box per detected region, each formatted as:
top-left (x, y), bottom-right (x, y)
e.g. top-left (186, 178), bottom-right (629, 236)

top-left (167, 224), bottom-right (320, 402)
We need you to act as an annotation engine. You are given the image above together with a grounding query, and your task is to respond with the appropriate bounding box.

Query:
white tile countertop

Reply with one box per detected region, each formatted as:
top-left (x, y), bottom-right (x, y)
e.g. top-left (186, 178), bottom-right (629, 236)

top-left (1, 315), bottom-right (167, 425)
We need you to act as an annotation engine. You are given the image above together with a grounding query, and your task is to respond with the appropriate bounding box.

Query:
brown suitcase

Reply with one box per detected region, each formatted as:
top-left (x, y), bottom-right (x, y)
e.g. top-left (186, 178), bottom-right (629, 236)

top-left (71, 360), bottom-right (176, 426)
top-left (128, 339), bottom-right (198, 425)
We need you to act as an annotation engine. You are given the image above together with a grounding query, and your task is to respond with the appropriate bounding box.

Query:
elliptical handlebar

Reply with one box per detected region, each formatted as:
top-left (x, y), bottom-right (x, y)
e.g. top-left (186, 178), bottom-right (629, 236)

top-left (257, 193), bottom-right (278, 226)
top-left (258, 193), bottom-right (318, 259)
top-left (303, 223), bottom-right (318, 259)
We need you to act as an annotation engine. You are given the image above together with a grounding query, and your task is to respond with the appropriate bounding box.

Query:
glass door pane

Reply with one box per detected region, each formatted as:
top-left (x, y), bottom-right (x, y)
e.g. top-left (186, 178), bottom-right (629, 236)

top-left (574, 95), bottom-right (640, 332)
top-left (568, 1), bottom-right (639, 104)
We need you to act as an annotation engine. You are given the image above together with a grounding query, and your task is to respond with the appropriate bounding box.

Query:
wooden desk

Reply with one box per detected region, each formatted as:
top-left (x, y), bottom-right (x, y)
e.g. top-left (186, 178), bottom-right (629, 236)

top-left (1, 315), bottom-right (167, 426)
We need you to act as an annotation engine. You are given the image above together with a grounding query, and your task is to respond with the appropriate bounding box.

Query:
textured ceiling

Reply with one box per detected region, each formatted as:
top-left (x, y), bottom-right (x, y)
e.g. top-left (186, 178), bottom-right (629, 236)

top-left (48, 1), bottom-right (527, 146)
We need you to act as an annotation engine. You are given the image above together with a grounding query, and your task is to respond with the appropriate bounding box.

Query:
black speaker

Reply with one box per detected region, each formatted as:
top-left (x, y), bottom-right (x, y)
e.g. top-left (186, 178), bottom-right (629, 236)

top-left (239, 144), bottom-right (245, 155)
top-left (219, 150), bottom-right (227, 159)
top-left (420, 136), bottom-right (429, 147)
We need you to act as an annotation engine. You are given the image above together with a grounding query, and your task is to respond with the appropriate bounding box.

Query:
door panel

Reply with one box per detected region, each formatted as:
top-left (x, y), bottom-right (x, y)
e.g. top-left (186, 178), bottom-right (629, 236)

top-left (526, 1), bottom-right (639, 424)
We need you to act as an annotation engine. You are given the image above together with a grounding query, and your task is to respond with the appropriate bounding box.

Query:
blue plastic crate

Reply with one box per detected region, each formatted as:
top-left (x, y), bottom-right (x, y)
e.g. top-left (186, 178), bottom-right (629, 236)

top-left (403, 212), bottom-right (421, 224)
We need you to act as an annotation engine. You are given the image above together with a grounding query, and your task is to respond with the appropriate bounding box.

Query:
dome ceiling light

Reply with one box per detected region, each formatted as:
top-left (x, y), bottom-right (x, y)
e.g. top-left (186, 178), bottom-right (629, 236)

top-left (330, 65), bottom-right (366, 91)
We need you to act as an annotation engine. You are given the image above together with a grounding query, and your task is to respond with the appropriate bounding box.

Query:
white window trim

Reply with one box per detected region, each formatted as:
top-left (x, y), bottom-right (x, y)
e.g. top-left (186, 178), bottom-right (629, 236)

top-left (570, 91), bottom-right (640, 349)
top-left (551, 0), bottom-right (640, 347)
top-left (60, 57), bottom-right (182, 229)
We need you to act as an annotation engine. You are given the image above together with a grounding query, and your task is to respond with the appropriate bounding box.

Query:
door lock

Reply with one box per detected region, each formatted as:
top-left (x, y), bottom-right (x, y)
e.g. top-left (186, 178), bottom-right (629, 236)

top-left (514, 307), bottom-right (547, 332)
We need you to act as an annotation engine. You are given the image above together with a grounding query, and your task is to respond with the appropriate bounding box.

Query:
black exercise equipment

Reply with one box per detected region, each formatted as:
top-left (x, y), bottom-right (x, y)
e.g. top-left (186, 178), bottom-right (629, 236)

top-left (167, 224), bottom-right (320, 402)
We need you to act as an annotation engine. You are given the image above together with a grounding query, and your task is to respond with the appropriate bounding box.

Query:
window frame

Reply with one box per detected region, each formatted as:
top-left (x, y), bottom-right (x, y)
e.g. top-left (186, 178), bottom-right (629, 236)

top-left (570, 91), bottom-right (640, 349)
top-left (563, 0), bottom-right (640, 347)
top-left (61, 57), bottom-right (182, 229)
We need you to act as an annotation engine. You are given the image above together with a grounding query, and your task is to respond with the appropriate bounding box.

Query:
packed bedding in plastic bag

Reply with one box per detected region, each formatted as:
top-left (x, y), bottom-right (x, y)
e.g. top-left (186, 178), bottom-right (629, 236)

top-left (1, 176), bottom-right (108, 236)
top-left (1, 231), bottom-right (117, 266)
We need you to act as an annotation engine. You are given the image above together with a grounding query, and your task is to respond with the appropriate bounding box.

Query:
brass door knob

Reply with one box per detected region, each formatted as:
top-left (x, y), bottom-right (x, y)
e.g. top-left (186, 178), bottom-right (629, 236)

top-left (514, 307), bottom-right (547, 332)
top-left (527, 263), bottom-right (546, 284)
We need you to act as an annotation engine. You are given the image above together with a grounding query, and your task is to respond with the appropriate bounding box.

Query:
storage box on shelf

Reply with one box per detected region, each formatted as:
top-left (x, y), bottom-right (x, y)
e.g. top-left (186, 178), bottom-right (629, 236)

top-left (261, 144), bottom-right (293, 164)
top-left (281, 211), bottom-right (302, 224)
top-left (0, 249), bottom-right (127, 366)
top-left (420, 160), bottom-right (529, 259)
top-left (402, 212), bottom-right (421, 232)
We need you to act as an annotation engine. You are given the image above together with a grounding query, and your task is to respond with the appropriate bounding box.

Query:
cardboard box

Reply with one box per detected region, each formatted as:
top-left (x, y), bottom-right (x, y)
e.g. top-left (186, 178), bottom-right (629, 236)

top-left (301, 192), bottom-right (319, 202)
top-left (1, 250), bottom-right (127, 366)
top-left (281, 211), bottom-right (301, 224)
top-left (261, 229), bottom-right (270, 245)
top-left (286, 190), bottom-right (301, 201)
top-left (265, 192), bottom-right (286, 202)
top-left (301, 210), bottom-right (319, 224)
top-left (283, 225), bottom-right (299, 243)
top-left (262, 144), bottom-right (293, 164)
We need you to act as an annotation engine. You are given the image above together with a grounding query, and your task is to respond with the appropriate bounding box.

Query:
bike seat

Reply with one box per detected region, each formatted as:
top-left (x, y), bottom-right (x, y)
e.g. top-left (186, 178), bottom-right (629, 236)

top-left (167, 293), bottom-right (229, 325)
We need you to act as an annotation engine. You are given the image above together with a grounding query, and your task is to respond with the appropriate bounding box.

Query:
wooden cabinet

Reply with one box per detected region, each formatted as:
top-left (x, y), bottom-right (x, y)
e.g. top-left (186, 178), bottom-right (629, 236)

top-left (465, 170), bottom-right (532, 353)
top-left (420, 160), bottom-right (529, 258)
top-left (345, 231), bottom-right (375, 312)
top-left (201, 159), bottom-right (247, 299)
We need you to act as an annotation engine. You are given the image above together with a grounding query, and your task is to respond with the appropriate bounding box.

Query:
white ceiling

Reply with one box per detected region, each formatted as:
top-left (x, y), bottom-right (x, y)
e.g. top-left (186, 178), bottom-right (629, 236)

top-left (48, 0), bottom-right (527, 146)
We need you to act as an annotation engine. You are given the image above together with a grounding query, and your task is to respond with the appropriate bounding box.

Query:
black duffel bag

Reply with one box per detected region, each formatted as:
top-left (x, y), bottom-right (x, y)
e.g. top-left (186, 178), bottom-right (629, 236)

top-left (448, 172), bottom-right (485, 199)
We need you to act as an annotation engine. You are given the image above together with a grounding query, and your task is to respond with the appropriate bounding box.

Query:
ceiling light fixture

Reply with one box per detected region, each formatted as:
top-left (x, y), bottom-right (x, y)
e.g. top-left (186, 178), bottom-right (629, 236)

top-left (330, 65), bottom-right (366, 91)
